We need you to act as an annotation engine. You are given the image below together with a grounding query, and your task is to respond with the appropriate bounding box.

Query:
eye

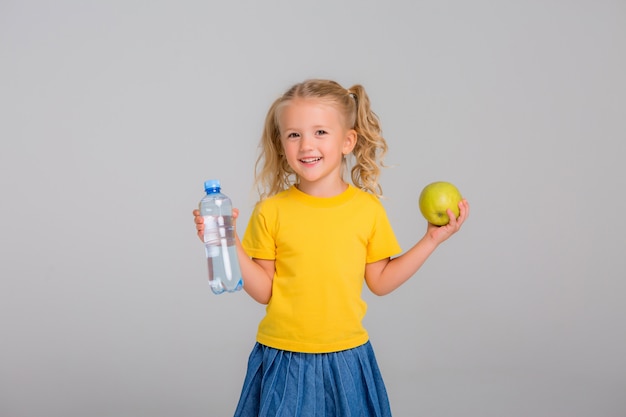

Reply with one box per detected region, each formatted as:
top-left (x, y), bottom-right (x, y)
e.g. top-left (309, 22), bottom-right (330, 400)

top-left (315, 130), bottom-right (327, 136)
top-left (286, 132), bottom-right (300, 139)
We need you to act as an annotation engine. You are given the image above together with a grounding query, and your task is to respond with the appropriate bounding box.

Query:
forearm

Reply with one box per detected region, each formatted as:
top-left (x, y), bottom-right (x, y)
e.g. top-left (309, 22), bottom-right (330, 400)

top-left (235, 237), bottom-right (273, 304)
top-left (366, 235), bottom-right (439, 296)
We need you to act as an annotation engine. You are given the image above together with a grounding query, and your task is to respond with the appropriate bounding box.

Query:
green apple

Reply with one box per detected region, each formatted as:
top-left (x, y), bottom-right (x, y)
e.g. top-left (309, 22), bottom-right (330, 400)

top-left (419, 181), bottom-right (462, 226)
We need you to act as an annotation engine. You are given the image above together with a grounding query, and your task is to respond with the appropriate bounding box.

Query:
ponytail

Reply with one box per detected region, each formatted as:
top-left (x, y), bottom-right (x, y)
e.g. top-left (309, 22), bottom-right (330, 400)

top-left (347, 84), bottom-right (388, 197)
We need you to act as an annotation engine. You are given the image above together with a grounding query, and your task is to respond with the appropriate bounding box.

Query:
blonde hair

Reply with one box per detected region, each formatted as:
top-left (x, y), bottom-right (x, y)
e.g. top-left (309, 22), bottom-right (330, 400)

top-left (254, 79), bottom-right (388, 199)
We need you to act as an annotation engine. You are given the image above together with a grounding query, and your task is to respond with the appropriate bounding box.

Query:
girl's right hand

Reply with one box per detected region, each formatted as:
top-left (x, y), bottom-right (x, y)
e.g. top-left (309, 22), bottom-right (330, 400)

top-left (192, 208), bottom-right (240, 242)
top-left (192, 209), bottom-right (204, 241)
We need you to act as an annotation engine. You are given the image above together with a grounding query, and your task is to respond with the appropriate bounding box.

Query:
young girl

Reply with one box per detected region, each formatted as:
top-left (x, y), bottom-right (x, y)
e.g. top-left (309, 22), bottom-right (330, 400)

top-left (193, 79), bottom-right (469, 416)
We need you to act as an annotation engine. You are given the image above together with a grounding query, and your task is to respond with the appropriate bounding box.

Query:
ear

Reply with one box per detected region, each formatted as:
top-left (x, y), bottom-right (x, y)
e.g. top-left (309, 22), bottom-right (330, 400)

top-left (342, 129), bottom-right (357, 155)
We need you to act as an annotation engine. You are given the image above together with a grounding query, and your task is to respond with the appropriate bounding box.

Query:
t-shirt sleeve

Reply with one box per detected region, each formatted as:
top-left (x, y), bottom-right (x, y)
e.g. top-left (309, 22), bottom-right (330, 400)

top-left (242, 201), bottom-right (276, 260)
top-left (366, 202), bottom-right (402, 263)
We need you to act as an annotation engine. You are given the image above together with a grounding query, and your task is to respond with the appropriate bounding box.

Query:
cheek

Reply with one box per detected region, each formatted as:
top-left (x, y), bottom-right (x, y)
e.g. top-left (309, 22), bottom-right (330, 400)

top-left (280, 141), bottom-right (297, 158)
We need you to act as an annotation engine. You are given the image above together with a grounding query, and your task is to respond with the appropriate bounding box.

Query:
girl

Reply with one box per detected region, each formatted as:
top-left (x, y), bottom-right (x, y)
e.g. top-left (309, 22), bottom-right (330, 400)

top-left (193, 79), bottom-right (469, 416)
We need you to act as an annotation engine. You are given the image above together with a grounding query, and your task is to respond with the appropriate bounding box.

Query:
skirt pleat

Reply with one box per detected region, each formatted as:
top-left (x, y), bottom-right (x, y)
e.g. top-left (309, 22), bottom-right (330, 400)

top-left (233, 341), bottom-right (392, 417)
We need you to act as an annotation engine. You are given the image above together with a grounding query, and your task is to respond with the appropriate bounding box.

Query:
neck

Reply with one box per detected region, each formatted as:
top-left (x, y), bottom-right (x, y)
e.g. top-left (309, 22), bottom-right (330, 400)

top-left (296, 180), bottom-right (349, 197)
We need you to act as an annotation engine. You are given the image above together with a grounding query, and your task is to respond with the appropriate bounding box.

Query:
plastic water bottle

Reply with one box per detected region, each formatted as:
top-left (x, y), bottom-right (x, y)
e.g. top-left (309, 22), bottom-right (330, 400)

top-left (199, 179), bottom-right (243, 294)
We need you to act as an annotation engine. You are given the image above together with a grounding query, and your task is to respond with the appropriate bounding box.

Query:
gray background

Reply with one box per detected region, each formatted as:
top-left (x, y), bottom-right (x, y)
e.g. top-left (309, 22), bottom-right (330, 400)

top-left (2, 1), bottom-right (625, 416)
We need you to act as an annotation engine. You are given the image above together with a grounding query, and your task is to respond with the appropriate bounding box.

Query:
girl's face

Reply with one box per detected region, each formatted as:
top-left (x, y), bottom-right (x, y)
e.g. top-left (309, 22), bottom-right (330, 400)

top-left (278, 98), bottom-right (357, 196)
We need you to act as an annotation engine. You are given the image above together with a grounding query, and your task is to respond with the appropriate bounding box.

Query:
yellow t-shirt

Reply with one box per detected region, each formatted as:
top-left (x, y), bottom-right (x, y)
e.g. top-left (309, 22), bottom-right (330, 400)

top-left (242, 185), bottom-right (402, 353)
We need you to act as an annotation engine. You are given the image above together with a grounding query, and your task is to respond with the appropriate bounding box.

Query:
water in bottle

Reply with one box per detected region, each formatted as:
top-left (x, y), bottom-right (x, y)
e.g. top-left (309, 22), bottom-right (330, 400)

top-left (199, 179), bottom-right (243, 294)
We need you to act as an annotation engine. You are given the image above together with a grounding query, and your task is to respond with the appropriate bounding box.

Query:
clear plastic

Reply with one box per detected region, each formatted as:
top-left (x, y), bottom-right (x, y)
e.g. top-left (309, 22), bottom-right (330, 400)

top-left (199, 179), bottom-right (243, 294)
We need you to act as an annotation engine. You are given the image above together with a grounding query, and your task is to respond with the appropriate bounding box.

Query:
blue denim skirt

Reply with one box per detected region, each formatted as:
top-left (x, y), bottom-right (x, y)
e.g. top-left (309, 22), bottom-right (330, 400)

top-left (233, 341), bottom-right (392, 417)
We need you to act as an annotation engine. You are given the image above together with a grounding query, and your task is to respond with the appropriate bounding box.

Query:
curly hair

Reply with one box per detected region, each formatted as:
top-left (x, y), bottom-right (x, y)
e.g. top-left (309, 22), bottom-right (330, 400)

top-left (254, 79), bottom-right (388, 199)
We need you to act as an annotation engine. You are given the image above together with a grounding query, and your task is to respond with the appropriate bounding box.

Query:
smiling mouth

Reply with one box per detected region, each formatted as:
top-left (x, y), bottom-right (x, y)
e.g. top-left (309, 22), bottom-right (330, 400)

top-left (299, 157), bottom-right (322, 163)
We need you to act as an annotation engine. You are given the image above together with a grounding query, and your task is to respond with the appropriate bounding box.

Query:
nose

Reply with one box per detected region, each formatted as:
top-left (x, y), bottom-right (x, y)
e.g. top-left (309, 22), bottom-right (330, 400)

top-left (299, 133), bottom-right (314, 151)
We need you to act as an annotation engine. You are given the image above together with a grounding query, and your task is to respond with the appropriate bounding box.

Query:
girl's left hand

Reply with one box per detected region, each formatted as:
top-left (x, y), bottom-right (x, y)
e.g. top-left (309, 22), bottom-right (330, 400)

top-left (426, 199), bottom-right (470, 244)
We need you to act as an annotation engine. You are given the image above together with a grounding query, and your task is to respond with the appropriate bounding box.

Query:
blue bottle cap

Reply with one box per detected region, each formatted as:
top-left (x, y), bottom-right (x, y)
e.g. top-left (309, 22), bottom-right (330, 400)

top-left (204, 179), bottom-right (221, 192)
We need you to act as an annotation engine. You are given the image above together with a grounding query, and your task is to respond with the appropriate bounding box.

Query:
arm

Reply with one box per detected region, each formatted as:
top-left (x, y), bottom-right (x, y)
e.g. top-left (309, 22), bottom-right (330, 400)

top-left (365, 199), bottom-right (469, 296)
top-left (235, 235), bottom-right (274, 304)
top-left (194, 208), bottom-right (274, 304)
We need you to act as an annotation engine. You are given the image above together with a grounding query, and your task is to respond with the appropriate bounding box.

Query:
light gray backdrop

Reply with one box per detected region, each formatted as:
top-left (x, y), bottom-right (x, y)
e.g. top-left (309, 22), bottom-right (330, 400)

top-left (2, 1), bottom-right (625, 416)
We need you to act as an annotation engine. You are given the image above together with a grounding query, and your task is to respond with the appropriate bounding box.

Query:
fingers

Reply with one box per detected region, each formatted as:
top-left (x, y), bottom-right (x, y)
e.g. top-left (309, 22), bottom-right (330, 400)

top-left (457, 199), bottom-right (469, 222)
top-left (427, 199), bottom-right (469, 243)
top-left (448, 199), bottom-right (469, 229)
top-left (446, 208), bottom-right (459, 229)
top-left (195, 220), bottom-right (204, 236)
top-left (193, 207), bottom-right (243, 240)
top-left (193, 209), bottom-right (204, 240)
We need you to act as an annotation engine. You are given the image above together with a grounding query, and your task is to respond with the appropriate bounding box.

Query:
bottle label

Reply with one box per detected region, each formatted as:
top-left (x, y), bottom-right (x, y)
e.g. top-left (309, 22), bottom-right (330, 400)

top-left (203, 215), bottom-right (220, 246)
top-left (205, 244), bottom-right (219, 258)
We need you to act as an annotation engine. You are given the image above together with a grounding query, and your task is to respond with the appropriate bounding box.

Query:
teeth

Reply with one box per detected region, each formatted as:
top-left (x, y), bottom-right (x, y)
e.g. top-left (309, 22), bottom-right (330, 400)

top-left (301, 157), bottom-right (321, 163)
